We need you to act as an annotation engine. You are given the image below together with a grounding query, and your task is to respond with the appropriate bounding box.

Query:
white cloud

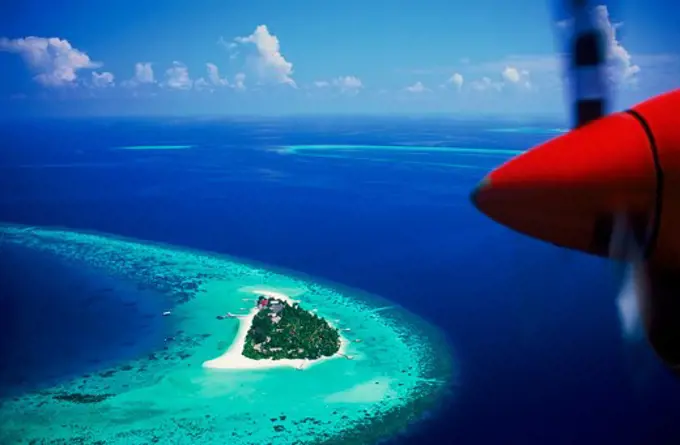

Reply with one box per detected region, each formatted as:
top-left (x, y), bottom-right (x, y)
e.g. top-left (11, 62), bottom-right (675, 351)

top-left (448, 72), bottom-right (464, 90)
top-left (556, 5), bottom-right (640, 86)
top-left (233, 72), bottom-right (246, 90)
top-left (91, 71), bottom-right (114, 88)
top-left (217, 37), bottom-right (237, 50)
top-left (217, 36), bottom-right (239, 60)
top-left (332, 76), bottom-right (363, 92)
top-left (470, 76), bottom-right (503, 92)
top-left (501, 66), bottom-right (532, 90)
top-left (444, 56), bottom-right (555, 95)
top-left (122, 62), bottom-right (155, 88)
top-left (206, 63), bottom-right (229, 86)
top-left (133, 62), bottom-right (155, 84)
top-left (468, 67), bottom-right (531, 93)
top-left (232, 25), bottom-right (296, 87)
top-left (397, 5), bottom-right (660, 102)
top-left (164, 61), bottom-right (192, 90)
top-left (194, 63), bottom-right (232, 92)
top-left (405, 81), bottom-right (429, 93)
top-left (594, 5), bottom-right (640, 86)
top-left (312, 76), bottom-right (362, 94)
top-left (466, 55), bottom-right (559, 76)
top-left (194, 78), bottom-right (210, 91)
top-left (502, 66), bottom-right (521, 83)
top-left (0, 36), bottom-right (100, 87)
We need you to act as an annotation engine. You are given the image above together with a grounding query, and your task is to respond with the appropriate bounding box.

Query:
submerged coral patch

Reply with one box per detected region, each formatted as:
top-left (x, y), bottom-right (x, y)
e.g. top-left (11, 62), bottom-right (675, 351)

top-left (0, 224), bottom-right (454, 445)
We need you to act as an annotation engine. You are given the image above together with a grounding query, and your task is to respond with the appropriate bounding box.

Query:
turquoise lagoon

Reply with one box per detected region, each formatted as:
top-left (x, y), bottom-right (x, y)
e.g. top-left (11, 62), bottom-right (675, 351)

top-left (0, 225), bottom-right (454, 445)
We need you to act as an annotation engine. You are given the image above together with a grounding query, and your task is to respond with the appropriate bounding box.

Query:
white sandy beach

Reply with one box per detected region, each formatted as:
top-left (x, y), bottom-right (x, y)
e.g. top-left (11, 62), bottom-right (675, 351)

top-left (203, 289), bottom-right (349, 370)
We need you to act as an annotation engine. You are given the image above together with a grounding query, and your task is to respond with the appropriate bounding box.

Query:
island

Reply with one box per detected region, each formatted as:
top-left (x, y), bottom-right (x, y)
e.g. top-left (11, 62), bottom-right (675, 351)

top-left (243, 296), bottom-right (341, 360)
top-left (0, 224), bottom-right (454, 445)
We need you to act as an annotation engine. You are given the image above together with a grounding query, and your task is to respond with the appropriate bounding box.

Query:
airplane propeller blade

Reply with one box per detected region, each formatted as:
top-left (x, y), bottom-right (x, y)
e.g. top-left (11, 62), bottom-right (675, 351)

top-left (552, 0), bottom-right (611, 129)
top-left (609, 213), bottom-right (645, 339)
top-left (551, 0), bottom-right (612, 264)
top-left (550, 1), bottom-right (680, 376)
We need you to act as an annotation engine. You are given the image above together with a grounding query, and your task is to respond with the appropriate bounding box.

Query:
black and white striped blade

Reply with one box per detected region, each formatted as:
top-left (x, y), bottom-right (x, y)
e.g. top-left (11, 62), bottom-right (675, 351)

top-left (552, 0), bottom-right (615, 128)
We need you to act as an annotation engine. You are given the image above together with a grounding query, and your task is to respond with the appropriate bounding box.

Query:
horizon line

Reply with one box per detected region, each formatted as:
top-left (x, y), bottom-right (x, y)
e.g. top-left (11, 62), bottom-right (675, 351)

top-left (0, 112), bottom-right (569, 122)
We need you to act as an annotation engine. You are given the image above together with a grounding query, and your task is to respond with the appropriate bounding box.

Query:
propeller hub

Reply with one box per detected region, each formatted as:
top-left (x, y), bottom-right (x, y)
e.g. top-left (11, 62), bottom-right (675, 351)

top-left (471, 111), bottom-right (660, 258)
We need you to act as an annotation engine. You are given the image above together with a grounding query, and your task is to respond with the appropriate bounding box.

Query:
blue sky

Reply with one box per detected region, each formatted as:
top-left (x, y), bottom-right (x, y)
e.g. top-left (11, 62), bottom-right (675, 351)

top-left (1, 0), bottom-right (679, 117)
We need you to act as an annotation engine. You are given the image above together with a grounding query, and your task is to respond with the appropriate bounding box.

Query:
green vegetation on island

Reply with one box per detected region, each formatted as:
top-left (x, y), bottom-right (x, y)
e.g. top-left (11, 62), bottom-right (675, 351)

top-left (243, 296), bottom-right (341, 360)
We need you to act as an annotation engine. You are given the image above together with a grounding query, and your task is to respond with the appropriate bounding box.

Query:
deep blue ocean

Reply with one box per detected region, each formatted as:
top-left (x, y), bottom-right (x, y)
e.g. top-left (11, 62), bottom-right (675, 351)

top-left (1, 116), bottom-right (679, 444)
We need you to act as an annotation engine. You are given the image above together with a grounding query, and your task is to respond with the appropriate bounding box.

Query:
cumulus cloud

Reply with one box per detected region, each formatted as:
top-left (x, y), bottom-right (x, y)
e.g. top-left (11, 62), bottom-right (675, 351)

top-left (194, 78), bottom-right (210, 91)
top-left (412, 6), bottom-right (641, 96)
top-left (0, 36), bottom-right (100, 87)
top-left (469, 66), bottom-right (532, 93)
top-left (91, 71), bottom-right (114, 88)
top-left (312, 76), bottom-right (362, 94)
top-left (502, 66), bottom-right (532, 89)
top-left (405, 81), bottom-right (429, 93)
top-left (557, 5), bottom-right (640, 86)
top-left (447, 72), bottom-right (464, 90)
top-left (164, 61), bottom-right (192, 90)
top-left (594, 5), bottom-right (640, 85)
top-left (232, 25), bottom-right (296, 87)
top-left (470, 76), bottom-right (503, 92)
top-left (332, 76), bottom-right (362, 92)
top-left (134, 62), bottom-right (155, 84)
top-left (233, 72), bottom-right (246, 90)
top-left (502, 67), bottom-right (521, 83)
top-left (206, 63), bottom-right (229, 86)
top-left (195, 63), bottom-right (230, 91)
top-left (122, 62), bottom-right (155, 88)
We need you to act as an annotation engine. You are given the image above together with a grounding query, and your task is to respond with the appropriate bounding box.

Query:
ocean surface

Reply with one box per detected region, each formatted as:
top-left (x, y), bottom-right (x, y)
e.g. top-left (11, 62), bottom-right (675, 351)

top-left (1, 116), bottom-right (679, 444)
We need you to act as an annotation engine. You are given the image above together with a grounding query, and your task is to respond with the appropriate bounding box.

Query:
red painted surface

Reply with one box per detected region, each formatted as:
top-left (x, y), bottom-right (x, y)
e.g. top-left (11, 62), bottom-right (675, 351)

top-left (473, 88), bottom-right (680, 266)
top-left (631, 89), bottom-right (680, 268)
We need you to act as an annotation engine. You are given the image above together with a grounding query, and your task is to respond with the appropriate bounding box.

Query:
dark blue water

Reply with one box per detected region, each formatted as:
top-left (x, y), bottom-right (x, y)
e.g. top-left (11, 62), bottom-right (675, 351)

top-left (0, 244), bottom-right (167, 397)
top-left (1, 117), bottom-right (678, 444)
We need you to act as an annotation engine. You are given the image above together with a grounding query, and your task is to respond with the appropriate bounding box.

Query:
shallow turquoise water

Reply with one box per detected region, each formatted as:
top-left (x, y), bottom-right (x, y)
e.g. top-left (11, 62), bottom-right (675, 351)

top-left (0, 224), bottom-right (454, 445)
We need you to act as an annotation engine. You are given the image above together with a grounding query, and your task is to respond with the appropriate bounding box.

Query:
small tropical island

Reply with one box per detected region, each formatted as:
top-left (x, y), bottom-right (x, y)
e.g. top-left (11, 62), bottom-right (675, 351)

top-left (0, 225), bottom-right (454, 445)
top-left (243, 296), bottom-right (341, 360)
